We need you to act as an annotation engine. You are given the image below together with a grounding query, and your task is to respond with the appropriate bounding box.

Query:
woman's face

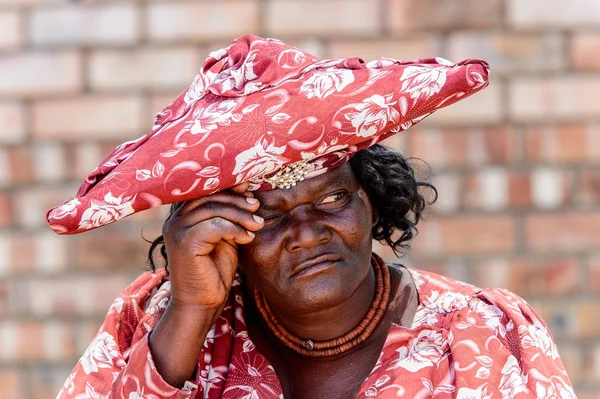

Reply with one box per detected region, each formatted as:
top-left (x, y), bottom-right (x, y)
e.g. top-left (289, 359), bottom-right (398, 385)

top-left (238, 164), bottom-right (375, 314)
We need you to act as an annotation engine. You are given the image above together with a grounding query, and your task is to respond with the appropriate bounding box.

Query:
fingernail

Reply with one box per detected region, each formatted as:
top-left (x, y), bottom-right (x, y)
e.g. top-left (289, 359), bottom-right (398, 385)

top-left (253, 214), bottom-right (264, 224)
top-left (246, 197), bottom-right (258, 204)
top-left (247, 231), bottom-right (255, 238)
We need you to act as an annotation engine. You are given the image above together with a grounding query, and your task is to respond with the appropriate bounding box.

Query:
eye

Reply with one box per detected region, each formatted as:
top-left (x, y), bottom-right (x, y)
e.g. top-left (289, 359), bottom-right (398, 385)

top-left (320, 191), bottom-right (348, 205)
top-left (261, 213), bottom-right (284, 224)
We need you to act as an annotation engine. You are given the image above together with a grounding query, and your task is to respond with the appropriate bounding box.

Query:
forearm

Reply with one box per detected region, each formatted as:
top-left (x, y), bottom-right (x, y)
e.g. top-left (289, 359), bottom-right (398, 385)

top-left (149, 301), bottom-right (220, 388)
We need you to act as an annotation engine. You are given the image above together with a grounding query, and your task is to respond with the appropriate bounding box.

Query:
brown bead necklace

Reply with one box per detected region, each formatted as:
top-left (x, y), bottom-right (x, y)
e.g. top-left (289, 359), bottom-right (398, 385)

top-left (254, 253), bottom-right (391, 357)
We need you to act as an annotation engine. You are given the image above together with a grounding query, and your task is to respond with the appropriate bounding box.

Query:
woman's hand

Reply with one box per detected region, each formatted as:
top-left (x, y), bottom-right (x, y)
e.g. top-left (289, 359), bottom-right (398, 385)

top-left (149, 182), bottom-right (263, 388)
top-left (162, 181), bottom-right (264, 311)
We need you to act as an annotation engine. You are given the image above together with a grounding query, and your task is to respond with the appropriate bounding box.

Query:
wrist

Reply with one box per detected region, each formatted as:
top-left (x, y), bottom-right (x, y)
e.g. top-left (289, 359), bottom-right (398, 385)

top-left (166, 298), bottom-right (222, 327)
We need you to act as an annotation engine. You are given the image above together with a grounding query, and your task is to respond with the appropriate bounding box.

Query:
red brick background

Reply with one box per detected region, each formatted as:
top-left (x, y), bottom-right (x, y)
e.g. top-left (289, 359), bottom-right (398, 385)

top-left (1, 1), bottom-right (599, 398)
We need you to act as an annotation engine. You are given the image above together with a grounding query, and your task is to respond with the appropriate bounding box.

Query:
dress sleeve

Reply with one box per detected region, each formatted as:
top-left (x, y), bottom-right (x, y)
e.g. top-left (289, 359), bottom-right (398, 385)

top-left (56, 271), bottom-right (202, 399)
top-left (448, 287), bottom-right (577, 399)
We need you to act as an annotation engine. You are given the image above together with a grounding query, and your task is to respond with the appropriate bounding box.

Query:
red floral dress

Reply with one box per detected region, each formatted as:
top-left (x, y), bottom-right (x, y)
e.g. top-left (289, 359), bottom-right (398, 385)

top-left (57, 265), bottom-right (576, 399)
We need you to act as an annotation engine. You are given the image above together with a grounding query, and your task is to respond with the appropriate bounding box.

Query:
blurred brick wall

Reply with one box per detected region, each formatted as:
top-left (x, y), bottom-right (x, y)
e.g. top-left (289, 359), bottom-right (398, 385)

top-left (0, 0), bottom-right (599, 398)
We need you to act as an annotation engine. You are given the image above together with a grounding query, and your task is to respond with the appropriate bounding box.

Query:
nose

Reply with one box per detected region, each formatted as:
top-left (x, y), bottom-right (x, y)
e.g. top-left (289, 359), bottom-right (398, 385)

top-left (284, 207), bottom-right (332, 252)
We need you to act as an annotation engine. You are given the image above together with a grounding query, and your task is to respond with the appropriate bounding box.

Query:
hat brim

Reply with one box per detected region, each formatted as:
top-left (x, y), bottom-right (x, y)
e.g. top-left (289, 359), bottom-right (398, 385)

top-left (47, 35), bottom-right (489, 235)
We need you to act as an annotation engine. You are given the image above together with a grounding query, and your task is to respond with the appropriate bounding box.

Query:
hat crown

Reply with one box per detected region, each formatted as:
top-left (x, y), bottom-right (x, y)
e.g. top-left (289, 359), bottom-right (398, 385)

top-left (47, 34), bottom-right (490, 235)
top-left (197, 36), bottom-right (319, 99)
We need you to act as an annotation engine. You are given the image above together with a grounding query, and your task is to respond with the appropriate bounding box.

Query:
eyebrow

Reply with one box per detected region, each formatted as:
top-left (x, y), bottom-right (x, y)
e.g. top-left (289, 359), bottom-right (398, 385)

top-left (259, 173), bottom-right (356, 212)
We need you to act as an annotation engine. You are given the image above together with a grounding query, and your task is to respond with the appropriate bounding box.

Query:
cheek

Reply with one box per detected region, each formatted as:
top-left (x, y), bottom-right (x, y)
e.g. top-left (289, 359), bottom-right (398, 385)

top-left (238, 230), bottom-right (281, 287)
top-left (340, 193), bottom-right (373, 246)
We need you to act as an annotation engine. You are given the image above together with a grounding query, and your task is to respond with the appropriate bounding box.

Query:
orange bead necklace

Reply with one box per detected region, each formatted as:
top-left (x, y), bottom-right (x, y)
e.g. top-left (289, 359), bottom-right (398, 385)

top-left (254, 253), bottom-right (391, 357)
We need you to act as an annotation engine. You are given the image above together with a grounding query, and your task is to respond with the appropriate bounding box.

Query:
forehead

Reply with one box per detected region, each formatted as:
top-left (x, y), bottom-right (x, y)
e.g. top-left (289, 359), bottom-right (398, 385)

top-left (255, 164), bottom-right (358, 205)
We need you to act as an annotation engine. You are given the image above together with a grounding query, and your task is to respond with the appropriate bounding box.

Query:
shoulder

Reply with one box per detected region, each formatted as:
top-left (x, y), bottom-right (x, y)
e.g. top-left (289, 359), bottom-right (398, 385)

top-left (105, 269), bottom-right (172, 328)
top-left (115, 269), bottom-right (170, 305)
top-left (398, 265), bottom-right (550, 335)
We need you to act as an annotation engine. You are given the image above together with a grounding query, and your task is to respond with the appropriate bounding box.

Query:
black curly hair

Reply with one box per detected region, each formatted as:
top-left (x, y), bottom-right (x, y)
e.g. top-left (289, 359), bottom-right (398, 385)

top-left (146, 144), bottom-right (437, 271)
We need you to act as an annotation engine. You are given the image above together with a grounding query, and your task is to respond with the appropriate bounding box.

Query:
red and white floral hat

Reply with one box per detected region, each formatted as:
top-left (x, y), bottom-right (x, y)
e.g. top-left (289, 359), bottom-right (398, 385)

top-left (47, 35), bottom-right (490, 235)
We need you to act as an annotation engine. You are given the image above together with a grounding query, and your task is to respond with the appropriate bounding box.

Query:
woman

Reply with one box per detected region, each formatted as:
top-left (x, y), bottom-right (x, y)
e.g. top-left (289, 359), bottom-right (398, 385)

top-left (52, 36), bottom-right (575, 398)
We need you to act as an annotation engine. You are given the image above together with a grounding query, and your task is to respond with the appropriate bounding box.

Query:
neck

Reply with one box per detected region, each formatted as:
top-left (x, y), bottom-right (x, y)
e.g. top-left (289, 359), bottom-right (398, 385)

top-left (261, 266), bottom-right (376, 341)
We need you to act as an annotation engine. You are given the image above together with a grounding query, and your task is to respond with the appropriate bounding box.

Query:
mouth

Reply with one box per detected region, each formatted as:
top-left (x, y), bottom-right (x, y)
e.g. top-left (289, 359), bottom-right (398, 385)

top-left (291, 254), bottom-right (341, 278)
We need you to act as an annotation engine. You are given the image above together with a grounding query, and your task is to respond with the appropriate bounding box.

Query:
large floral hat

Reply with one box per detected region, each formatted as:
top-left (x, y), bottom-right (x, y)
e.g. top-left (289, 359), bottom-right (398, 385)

top-left (47, 34), bottom-right (490, 235)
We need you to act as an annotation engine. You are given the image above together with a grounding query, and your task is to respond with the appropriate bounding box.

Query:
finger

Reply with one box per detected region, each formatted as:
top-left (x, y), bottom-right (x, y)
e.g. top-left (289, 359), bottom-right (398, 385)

top-left (229, 182), bottom-right (251, 194)
top-left (186, 217), bottom-right (256, 256)
top-left (167, 203), bottom-right (264, 238)
top-left (177, 191), bottom-right (259, 215)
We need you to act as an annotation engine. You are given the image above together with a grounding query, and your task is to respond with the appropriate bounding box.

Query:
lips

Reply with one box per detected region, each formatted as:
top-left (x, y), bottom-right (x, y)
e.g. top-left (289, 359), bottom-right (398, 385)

top-left (291, 254), bottom-right (341, 277)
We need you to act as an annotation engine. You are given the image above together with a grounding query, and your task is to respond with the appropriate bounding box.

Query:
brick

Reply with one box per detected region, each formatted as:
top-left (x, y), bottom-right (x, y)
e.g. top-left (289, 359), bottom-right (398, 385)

top-left (0, 52), bottom-right (81, 97)
top-left (6, 145), bottom-right (34, 185)
top-left (147, 1), bottom-right (259, 42)
top-left (73, 232), bottom-right (154, 271)
top-left (577, 392), bottom-right (600, 399)
top-left (285, 38), bottom-right (327, 60)
top-left (30, 366), bottom-right (73, 399)
top-left (89, 47), bottom-right (201, 91)
top-left (14, 188), bottom-right (53, 230)
top-left (525, 212), bottom-right (600, 252)
top-left (387, 0), bottom-right (503, 32)
top-left (0, 102), bottom-right (25, 144)
top-left (71, 142), bottom-right (104, 180)
top-left (14, 185), bottom-right (79, 230)
top-left (413, 258), bottom-right (473, 284)
top-left (464, 167), bottom-right (509, 211)
top-left (572, 33), bottom-right (600, 70)
top-left (508, 0), bottom-right (600, 28)
top-left (476, 258), bottom-right (540, 295)
top-left (35, 231), bottom-right (69, 274)
top-left (32, 96), bottom-right (145, 140)
top-left (74, 320), bottom-right (103, 355)
top-left (430, 172), bottom-right (462, 214)
top-left (412, 216), bottom-right (515, 255)
top-left (378, 129), bottom-right (410, 154)
top-left (2, 231), bottom-right (68, 276)
top-left (0, 11), bottom-right (21, 50)
top-left (502, 169), bottom-right (574, 211)
top-left (507, 172), bottom-right (532, 208)
top-left (0, 233), bottom-right (12, 276)
top-left (533, 302), bottom-right (578, 339)
top-left (0, 369), bottom-right (25, 399)
top-left (0, 149), bottom-right (11, 188)
top-left (266, 0), bottom-right (380, 36)
top-left (474, 257), bottom-right (583, 295)
top-left (17, 274), bottom-right (131, 317)
top-left (0, 0), bottom-right (65, 5)
top-left (32, 143), bottom-right (67, 183)
top-left (586, 343), bottom-right (600, 384)
top-left (578, 302), bottom-right (600, 338)
top-left (553, 342), bottom-right (583, 384)
top-left (29, 4), bottom-right (139, 46)
top-left (575, 168), bottom-right (600, 206)
top-left (0, 280), bottom-right (8, 317)
top-left (421, 83), bottom-right (502, 126)
top-left (328, 37), bottom-right (441, 62)
top-left (0, 320), bottom-right (75, 362)
top-left (530, 167), bottom-right (572, 210)
top-left (3, 233), bottom-right (34, 274)
top-left (149, 92), bottom-right (183, 123)
top-left (510, 76), bottom-right (600, 122)
top-left (587, 255), bottom-right (600, 291)
top-left (448, 32), bottom-right (565, 74)
top-left (0, 191), bottom-right (11, 227)
top-left (541, 258), bottom-right (582, 294)
top-left (524, 125), bottom-right (600, 164)
top-left (410, 127), bottom-right (517, 168)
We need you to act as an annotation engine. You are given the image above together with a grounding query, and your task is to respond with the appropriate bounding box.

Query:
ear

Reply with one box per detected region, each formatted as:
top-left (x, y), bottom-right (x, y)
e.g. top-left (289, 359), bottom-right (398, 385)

top-left (372, 209), bottom-right (379, 227)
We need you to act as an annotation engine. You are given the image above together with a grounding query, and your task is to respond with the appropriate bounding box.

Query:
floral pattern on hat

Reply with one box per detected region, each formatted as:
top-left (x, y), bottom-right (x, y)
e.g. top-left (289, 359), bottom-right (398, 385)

top-left (47, 35), bottom-right (490, 235)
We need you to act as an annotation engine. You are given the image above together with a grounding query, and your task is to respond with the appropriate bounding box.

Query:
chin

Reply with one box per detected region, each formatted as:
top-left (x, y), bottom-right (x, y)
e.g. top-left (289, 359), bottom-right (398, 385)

top-left (285, 260), bottom-right (368, 313)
